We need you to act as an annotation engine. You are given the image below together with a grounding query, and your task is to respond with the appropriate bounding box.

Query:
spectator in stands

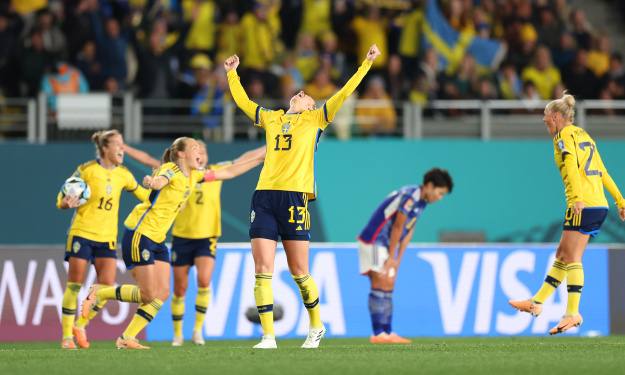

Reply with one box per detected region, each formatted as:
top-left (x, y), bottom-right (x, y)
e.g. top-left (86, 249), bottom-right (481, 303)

top-left (20, 28), bottom-right (53, 97)
top-left (418, 48), bottom-right (441, 100)
top-left (551, 30), bottom-right (575, 70)
top-left (561, 48), bottom-right (600, 100)
top-left (570, 9), bottom-right (592, 50)
top-left (507, 22), bottom-right (538, 72)
top-left (398, 1), bottom-right (425, 80)
top-left (183, 0), bottom-right (217, 60)
top-left (91, 7), bottom-right (129, 90)
top-left (384, 55), bottom-right (408, 101)
top-left (351, 5), bottom-right (388, 71)
top-left (517, 80), bottom-right (542, 114)
top-left (103, 76), bottom-right (119, 95)
top-left (441, 54), bottom-right (479, 100)
top-left (188, 60), bottom-right (227, 141)
top-left (0, 10), bottom-right (22, 97)
top-left (36, 7), bottom-right (68, 59)
top-left (304, 68), bottom-right (337, 100)
top-left (75, 40), bottom-right (103, 90)
top-left (587, 35), bottom-right (611, 78)
top-left (497, 61), bottom-right (522, 100)
top-left (299, 0), bottom-right (332, 40)
top-left (319, 32), bottom-right (346, 83)
top-left (63, 0), bottom-right (97, 61)
top-left (444, 0), bottom-right (473, 33)
top-left (294, 32), bottom-right (319, 83)
top-left (356, 76), bottom-right (397, 135)
top-left (521, 46), bottom-right (561, 100)
top-left (477, 78), bottom-right (497, 101)
top-left (239, 2), bottom-right (279, 71)
top-left (601, 53), bottom-right (625, 89)
top-left (40, 60), bottom-right (89, 110)
top-left (217, 11), bottom-right (240, 61)
top-left (535, 7), bottom-right (562, 50)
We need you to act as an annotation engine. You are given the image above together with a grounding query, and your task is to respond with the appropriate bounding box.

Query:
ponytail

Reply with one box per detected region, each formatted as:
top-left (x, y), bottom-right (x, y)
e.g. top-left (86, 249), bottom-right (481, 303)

top-left (91, 129), bottom-right (121, 158)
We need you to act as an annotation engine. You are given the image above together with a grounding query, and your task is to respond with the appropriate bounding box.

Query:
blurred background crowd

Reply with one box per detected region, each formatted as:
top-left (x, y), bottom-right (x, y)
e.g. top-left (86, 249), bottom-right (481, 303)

top-left (0, 0), bottom-right (623, 137)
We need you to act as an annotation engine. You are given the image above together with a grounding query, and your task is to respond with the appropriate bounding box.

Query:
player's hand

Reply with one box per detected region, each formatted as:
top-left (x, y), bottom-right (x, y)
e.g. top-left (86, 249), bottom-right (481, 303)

top-left (143, 175), bottom-right (154, 189)
top-left (573, 201), bottom-right (584, 215)
top-left (224, 54), bottom-right (240, 72)
top-left (61, 194), bottom-right (80, 209)
top-left (619, 207), bottom-right (625, 221)
top-left (381, 258), bottom-right (399, 279)
top-left (366, 44), bottom-right (381, 62)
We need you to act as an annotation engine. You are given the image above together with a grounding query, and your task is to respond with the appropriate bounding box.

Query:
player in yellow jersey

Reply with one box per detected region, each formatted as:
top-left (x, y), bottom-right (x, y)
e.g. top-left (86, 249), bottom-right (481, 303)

top-left (510, 92), bottom-right (625, 334)
top-left (224, 44), bottom-right (381, 349)
top-left (80, 137), bottom-right (263, 349)
top-left (125, 141), bottom-right (266, 346)
top-left (56, 130), bottom-right (149, 349)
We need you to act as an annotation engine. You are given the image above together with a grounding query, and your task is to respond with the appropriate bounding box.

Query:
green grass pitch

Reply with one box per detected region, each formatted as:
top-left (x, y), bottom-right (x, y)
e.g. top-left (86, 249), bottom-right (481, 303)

top-left (2, 337), bottom-right (625, 375)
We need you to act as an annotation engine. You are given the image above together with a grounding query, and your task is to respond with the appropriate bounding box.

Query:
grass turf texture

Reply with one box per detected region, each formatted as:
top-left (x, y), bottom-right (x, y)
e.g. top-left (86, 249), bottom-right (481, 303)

top-left (1, 337), bottom-right (625, 375)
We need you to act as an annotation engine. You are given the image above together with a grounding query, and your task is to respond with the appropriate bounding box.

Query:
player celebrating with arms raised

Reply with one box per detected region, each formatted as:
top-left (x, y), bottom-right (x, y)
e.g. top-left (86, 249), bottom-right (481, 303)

top-left (224, 44), bottom-right (381, 349)
top-left (358, 168), bottom-right (453, 343)
top-left (510, 92), bottom-right (625, 334)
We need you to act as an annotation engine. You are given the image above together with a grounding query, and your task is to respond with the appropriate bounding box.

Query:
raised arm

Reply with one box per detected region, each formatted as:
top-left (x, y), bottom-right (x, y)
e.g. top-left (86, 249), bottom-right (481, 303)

top-left (323, 45), bottom-right (381, 123)
top-left (233, 146), bottom-right (267, 164)
top-left (225, 54), bottom-right (262, 123)
top-left (125, 144), bottom-right (162, 170)
top-left (204, 153), bottom-right (264, 182)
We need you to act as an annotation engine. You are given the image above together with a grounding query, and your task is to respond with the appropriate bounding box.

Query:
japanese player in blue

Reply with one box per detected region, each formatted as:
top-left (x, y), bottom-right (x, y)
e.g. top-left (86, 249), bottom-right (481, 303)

top-left (225, 44), bottom-right (382, 349)
top-left (510, 92), bottom-right (625, 334)
top-left (358, 168), bottom-right (453, 343)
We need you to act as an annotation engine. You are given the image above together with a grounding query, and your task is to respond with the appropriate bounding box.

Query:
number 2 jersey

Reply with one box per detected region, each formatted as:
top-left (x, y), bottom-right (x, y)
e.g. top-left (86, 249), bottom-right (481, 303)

top-left (227, 59), bottom-right (372, 200)
top-left (357, 185), bottom-right (428, 247)
top-left (553, 125), bottom-right (624, 208)
top-left (172, 161), bottom-right (232, 239)
top-left (124, 162), bottom-right (206, 243)
top-left (56, 159), bottom-right (148, 244)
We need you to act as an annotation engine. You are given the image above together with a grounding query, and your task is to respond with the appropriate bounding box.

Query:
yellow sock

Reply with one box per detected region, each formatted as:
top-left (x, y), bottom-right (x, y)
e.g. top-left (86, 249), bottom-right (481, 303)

top-left (171, 295), bottom-right (185, 337)
top-left (292, 274), bottom-right (323, 329)
top-left (566, 263), bottom-right (584, 315)
top-left (123, 298), bottom-right (163, 338)
top-left (98, 285), bottom-right (141, 302)
top-left (76, 284), bottom-right (109, 328)
top-left (254, 273), bottom-right (274, 336)
top-left (532, 259), bottom-right (567, 304)
top-left (194, 287), bottom-right (210, 332)
top-left (62, 282), bottom-right (81, 338)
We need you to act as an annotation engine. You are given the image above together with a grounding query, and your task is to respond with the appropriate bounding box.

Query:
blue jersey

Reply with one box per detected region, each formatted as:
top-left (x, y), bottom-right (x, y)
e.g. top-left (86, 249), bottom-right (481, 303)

top-left (357, 185), bottom-right (427, 247)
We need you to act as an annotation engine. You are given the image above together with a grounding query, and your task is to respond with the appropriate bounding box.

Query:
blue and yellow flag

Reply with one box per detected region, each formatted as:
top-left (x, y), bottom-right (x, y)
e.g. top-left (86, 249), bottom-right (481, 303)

top-left (422, 0), bottom-right (506, 74)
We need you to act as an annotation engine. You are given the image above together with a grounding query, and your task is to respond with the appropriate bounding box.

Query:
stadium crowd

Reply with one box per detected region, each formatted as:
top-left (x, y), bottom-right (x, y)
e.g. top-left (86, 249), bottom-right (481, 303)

top-left (0, 0), bottom-right (623, 135)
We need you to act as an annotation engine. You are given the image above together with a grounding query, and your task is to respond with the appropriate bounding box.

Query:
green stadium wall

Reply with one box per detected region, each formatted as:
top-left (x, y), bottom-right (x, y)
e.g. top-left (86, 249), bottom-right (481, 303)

top-left (1, 139), bottom-right (624, 244)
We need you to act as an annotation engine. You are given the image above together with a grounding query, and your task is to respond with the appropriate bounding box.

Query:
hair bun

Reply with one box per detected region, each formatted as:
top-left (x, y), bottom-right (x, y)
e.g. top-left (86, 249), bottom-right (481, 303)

top-left (562, 91), bottom-right (576, 108)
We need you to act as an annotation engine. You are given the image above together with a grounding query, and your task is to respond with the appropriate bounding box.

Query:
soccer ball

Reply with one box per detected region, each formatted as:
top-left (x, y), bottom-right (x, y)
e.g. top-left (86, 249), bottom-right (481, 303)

top-left (61, 177), bottom-right (91, 206)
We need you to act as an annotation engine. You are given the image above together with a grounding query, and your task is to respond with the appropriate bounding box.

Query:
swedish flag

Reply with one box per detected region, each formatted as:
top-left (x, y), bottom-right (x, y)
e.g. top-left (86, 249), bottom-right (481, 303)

top-left (422, 0), bottom-right (506, 74)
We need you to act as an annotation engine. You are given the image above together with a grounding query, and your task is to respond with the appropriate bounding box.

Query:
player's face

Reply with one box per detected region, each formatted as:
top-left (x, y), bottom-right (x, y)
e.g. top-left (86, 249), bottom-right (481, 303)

top-left (183, 139), bottom-right (202, 170)
top-left (543, 110), bottom-right (558, 135)
top-left (290, 91), bottom-right (316, 112)
top-left (424, 182), bottom-right (449, 203)
top-left (199, 144), bottom-right (209, 167)
top-left (103, 134), bottom-right (124, 164)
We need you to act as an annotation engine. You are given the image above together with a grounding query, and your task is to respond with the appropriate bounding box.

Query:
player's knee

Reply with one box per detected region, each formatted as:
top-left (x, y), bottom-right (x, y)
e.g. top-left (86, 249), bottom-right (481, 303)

top-left (173, 284), bottom-right (187, 297)
top-left (196, 278), bottom-right (210, 289)
top-left (255, 264), bottom-right (273, 273)
top-left (159, 285), bottom-right (170, 302)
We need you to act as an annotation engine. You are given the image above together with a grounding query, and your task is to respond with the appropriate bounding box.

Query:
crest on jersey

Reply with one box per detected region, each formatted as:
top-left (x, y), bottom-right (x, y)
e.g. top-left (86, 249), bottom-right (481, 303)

top-left (172, 251), bottom-right (177, 263)
top-left (557, 140), bottom-right (565, 151)
top-left (106, 183), bottom-right (113, 195)
top-left (282, 122), bottom-right (291, 134)
top-left (183, 189), bottom-right (190, 199)
top-left (166, 169), bottom-right (175, 178)
top-left (142, 249), bottom-right (150, 261)
top-left (250, 210), bottom-right (256, 223)
top-left (73, 241), bottom-right (81, 253)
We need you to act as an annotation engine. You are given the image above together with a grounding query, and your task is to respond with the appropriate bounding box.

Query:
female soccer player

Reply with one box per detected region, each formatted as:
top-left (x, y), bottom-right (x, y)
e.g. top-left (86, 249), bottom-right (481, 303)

top-left (357, 168), bottom-right (453, 344)
top-left (224, 44), bottom-right (381, 349)
top-left (125, 142), bottom-right (266, 346)
top-left (80, 137), bottom-right (264, 349)
top-left (510, 92), bottom-right (625, 334)
top-left (57, 130), bottom-right (149, 349)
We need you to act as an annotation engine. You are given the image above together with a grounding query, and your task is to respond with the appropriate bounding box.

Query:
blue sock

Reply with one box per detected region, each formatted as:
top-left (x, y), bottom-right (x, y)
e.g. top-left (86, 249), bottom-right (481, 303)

top-left (382, 290), bottom-right (393, 334)
top-left (368, 289), bottom-right (385, 335)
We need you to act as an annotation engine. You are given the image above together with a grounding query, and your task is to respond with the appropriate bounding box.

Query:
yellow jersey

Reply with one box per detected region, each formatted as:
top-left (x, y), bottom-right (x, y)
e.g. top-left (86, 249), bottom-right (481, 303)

top-left (57, 160), bottom-right (149, 244)
top-left (172, 161), bottom-right (232, 239)
top-left (228, 59), bottom-right (372, 200)
top-left (553, 125), bottom-right (625, 208)
top-left (124, 162), bottom-right (205, 243)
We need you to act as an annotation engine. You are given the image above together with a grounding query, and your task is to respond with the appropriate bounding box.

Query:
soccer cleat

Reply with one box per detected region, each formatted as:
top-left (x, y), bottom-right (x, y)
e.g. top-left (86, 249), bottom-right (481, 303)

top-left (61, 337), bottom-right (77, 349)
top-left (116, 336), bottom-right (150, 349)
top-left (192, 330), bottom-right (205, 346)
top-left (301, 325), bottom-right (326, 348)
top-left (171, 335), bottom-right (183, 347)
top-left (81, 285), bottom-right (102, 318)
top-left (253, 334), bottom-right (277, 349)
top-left (509, 299), bottom-right (543, 317)
top-left (388, 332), bottom-right (412, 344)
top-left (72, 326), bottom-right (90, 348)
top-left (549, 313), bottom-right (583, 335)
top-left (370, 332), bottom-right (391, 343)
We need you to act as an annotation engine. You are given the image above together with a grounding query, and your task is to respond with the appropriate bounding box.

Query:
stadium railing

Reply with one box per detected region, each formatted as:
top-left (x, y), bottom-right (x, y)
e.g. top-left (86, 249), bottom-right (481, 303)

top-left (0, 97), bottom-right (37, 142)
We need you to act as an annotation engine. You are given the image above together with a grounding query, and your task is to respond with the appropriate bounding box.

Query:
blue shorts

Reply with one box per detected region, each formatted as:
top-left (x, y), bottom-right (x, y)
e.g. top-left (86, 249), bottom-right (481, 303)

top-left (171, 236), bottom-right (217, 266)
top-left (249, 190), bottom-right (311, 241)
top-left (65, 235), bottom-right (117, 263)
top-left (121, 228), bottom-right (170, 269)
top-left (562, 207), bottom-right (608, 237)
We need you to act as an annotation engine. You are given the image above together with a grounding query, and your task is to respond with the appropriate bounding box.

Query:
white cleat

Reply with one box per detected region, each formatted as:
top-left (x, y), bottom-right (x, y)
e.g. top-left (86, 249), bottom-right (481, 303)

top-left (171, 335), bottom-right (183, 347)
top-left (253, 334), bottom-right (277, 349)
top-left (192, 330), bottom-right (205, 346)
top-left (301, 325), bottom-right (326, 349)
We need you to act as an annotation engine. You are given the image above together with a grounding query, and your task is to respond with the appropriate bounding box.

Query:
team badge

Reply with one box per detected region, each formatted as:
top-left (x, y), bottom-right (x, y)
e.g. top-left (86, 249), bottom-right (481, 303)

top-left (106, 183), bottom-right (113, 195)
top-left (183, 189), bottom-right (190, 199)
top-left (73, 241), bottom-right (81, 253)
top-left (166, 169), bottom-right (175, 178)
top-left (142, 249), bottom-right (150, 261)
top-left (282, 122), bottom-right (291, 134)
top-left (250, 210), bottom-right (256, 223)
top-left (172, 251), bottom-right (177, 263)
top-left (403, 199), bottom-right (415, 211)
top-left (557, 140), bottom-right (565, 151)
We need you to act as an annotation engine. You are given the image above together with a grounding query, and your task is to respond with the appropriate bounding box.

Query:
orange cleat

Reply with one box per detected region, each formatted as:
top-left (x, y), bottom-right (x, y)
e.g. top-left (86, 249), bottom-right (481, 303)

top-left (509, 299), bottom-right (543, 317)
top-left (388, 332), bottom-right (412, 343)
top-left (116, 336), bottom-right (150, 349)
top-left (549, 313), bottom-right (583, 335)
top-left (81, 285), bottom-right (102, 318)
top-left (73, 326), bottom-right (90, 349)
top-left (61, 337), bottom-right (77, 349)
top-left (370, 332), bottom-right (391, 343)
